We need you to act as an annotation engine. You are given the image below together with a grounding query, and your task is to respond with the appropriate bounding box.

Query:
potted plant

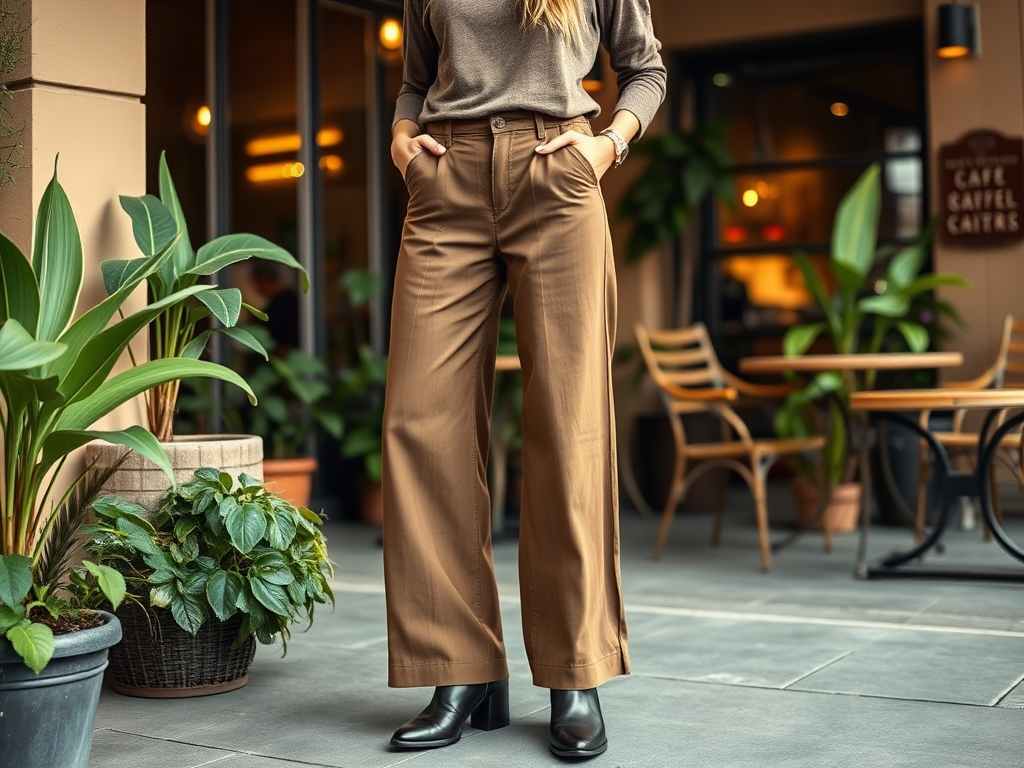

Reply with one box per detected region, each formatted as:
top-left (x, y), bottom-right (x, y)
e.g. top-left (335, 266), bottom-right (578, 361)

top-left (0, 160), bottom-right (238, 767)
top-left (80, 467), bottom-right (334, 697)
top-left (86, 152), bottom-right (309, 509)
top-left (775, 163), bottom-right (970, 531)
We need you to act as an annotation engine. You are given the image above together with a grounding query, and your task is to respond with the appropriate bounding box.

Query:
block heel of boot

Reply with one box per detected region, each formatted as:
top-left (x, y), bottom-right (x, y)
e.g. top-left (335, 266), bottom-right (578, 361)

top-left (470, 681), bottom-right (510, 731)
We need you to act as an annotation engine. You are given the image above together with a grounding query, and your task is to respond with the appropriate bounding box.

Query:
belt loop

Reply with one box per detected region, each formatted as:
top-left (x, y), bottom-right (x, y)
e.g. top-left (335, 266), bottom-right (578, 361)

top-left (443, 120), bottom-right (453, 149)
top-left (534, 112), bottom-right (547, 142)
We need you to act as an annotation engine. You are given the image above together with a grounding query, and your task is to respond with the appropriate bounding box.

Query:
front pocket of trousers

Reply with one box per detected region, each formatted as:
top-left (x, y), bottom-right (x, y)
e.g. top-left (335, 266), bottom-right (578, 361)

top-left (564, 144), bottom-right (599, 186)
top-left (403, 149), bottom-right (430, 184)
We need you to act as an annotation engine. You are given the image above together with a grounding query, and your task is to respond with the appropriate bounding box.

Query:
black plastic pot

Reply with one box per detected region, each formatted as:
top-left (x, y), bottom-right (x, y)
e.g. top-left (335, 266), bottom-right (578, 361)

top-left (0, 610), bottom-right (121, 768)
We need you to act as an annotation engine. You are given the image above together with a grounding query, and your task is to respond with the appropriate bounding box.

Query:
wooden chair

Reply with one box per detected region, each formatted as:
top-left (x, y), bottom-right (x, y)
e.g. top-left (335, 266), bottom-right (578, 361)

top-left (634, 323), bottom-right (827, 571)
top-left (914, 315), bottom-right (1024, 542)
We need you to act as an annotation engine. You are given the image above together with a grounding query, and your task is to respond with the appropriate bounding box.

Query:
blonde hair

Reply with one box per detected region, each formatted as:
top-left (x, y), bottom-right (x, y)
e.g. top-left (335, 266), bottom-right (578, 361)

top-left (517, 0), bottom-right (584, 42)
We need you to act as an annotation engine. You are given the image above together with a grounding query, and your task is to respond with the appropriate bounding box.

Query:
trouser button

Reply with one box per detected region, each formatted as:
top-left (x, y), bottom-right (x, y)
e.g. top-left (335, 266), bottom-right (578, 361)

top-left (492, 117), bottom-right (506, 129)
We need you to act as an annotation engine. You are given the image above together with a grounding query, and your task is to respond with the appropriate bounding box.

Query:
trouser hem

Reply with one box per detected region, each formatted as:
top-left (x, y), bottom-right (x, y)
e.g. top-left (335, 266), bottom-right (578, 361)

top-left (388, 658), bottom-right (510, 688)
top-left (529, 649), bottom-right (629, 690)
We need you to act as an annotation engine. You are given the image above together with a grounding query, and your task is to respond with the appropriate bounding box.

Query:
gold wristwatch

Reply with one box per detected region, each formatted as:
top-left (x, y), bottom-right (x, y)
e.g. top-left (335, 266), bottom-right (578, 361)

top-left (599, 128), bottom-right (629, 168)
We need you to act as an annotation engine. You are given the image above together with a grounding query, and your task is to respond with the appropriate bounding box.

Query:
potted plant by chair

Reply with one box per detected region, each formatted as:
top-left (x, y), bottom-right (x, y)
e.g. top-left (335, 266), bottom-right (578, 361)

top-left (776, 163), bottom-right (970, 531)
top-left (86, 151), bottom-right (309, 509)
top-left (80, 467), bottom-right (334, 697)
top-left (0, 161), bottom-right (240, 767)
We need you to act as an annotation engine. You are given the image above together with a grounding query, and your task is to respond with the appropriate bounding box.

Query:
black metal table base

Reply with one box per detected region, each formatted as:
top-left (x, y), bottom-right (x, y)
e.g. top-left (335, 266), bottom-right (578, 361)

top-left (859, 409), bottom-right (1024, 582)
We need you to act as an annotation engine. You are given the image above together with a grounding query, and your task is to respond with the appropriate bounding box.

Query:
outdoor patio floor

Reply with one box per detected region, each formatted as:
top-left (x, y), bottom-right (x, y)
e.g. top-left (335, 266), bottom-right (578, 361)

top-left (89, 484), bottom-right (1024, 767)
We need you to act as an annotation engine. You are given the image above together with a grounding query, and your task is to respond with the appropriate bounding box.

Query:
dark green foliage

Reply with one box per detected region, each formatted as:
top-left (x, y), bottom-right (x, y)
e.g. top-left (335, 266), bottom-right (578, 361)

top-left (81, 469), bottom-right (335, 653)
top-left (618, 122), bottom-right (733, 262)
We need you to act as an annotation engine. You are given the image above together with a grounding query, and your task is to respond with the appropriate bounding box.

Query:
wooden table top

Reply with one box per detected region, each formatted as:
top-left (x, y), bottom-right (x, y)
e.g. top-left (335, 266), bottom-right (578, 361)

top-left (851, 388), bottom-right (1024, 411)
top-left (739, 352), bottom-right (964, 374)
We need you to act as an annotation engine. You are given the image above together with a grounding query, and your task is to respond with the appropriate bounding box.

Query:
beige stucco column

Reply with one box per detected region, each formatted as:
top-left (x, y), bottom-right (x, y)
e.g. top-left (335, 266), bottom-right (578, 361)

top-left (0, 0), bottom-right (147, 432)
top-left (926, 0), bottom-right (1024, 377)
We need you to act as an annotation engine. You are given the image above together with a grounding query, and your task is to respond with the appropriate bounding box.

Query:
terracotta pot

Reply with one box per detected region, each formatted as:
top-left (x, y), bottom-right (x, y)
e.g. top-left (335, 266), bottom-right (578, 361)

top-left (87, 435), bottom-right (263, 513)
top-left (263, 456), bottom-right (318, 507)
top-left (358, 479), bottom-right (384, 526)
top-left (792, 478), bottom-right (862, 534)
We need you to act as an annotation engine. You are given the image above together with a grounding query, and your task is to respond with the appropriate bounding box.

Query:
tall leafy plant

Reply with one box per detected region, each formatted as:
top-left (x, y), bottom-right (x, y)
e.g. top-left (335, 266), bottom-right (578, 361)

top-left (776, 163), bottom-right (971, 484)
top-left (105, 152), bottom-right (309, 441)
top-left (0, 160), bottom-right (252, 670)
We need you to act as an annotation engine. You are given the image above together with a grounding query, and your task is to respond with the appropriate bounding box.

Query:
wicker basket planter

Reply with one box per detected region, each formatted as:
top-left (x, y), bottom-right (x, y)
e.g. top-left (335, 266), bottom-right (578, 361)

top-left (109, 602), bottom-right (256, 698)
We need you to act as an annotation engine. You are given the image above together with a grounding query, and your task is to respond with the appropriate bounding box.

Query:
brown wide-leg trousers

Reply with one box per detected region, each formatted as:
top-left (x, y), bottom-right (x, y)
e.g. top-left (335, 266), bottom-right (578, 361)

top-left (382, 111), bottom-right (629, 690)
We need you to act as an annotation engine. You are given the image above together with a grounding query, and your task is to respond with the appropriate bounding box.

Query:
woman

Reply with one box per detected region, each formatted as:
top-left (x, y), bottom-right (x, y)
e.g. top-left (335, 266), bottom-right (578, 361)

top-left (382, 0), bottom-right (666, 759)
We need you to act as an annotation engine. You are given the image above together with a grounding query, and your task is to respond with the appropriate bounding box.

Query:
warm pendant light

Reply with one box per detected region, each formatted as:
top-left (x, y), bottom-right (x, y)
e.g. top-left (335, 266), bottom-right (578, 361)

top-left (937, 1), bottom-right (978, 59)
top-left (583, 57), bottom-right (603, 93)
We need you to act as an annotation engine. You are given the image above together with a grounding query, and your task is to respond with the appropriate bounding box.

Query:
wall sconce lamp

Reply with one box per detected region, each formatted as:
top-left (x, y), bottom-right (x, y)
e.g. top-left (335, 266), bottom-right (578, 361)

top-left (937, 2), bottom-right (979, 59)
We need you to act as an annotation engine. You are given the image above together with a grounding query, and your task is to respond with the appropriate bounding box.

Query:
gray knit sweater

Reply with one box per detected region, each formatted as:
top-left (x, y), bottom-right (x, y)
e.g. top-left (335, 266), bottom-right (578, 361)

top-left (394, 0), bottom-right (667, 137)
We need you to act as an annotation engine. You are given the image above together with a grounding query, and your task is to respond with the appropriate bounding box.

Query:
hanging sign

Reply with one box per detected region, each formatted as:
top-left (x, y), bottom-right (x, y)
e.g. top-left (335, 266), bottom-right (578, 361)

top-left (939, 129), bottom-right (1024, 245)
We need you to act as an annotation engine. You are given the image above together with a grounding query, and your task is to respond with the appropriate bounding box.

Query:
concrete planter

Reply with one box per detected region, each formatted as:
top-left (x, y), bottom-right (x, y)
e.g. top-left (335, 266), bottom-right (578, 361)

top-left (86, 434), bottom-right (263, 511)
top-left (0, 611), bottom-right (121, 768)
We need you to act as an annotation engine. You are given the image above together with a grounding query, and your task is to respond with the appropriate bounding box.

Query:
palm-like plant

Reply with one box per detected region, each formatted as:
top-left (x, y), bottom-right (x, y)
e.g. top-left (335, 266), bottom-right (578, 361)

top-left (776, 163), bottom-right (971, 485)
top-left (104, 152), bottom-right (308, 441)
top-left (0, 160), bottom-right (251, 670)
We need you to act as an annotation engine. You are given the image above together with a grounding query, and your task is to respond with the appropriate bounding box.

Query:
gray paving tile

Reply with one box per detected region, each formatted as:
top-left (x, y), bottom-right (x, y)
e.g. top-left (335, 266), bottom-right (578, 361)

top-left (998, 677), bottom-right (1024, 708)
top-left (90, 729), bottom-right (236, 768)
top-left (790, 630), bottom-right (1024, 705)
top-left (367, 676), bottom-right (1024, 768)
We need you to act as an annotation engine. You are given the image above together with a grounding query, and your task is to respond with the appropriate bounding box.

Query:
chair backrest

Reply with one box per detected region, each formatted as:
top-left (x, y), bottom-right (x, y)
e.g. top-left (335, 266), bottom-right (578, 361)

top-left (995, 315), bottom-right (1024, 388)
top-left (634, 323), bottom-right (727, 394)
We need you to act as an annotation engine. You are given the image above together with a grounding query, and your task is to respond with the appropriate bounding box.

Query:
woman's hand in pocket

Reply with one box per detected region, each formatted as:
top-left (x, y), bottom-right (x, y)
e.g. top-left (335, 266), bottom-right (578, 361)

top-left (392, 119), bottom-right (446, 177)
top-left (534, 130), bottom-right (615, 180)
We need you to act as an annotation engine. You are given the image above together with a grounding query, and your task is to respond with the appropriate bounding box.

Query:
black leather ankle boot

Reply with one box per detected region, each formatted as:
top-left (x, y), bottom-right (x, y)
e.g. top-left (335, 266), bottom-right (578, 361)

top-left (390, 680), bottom-right (510, 750)
top-left (549, 688), bottom-right (607, 759)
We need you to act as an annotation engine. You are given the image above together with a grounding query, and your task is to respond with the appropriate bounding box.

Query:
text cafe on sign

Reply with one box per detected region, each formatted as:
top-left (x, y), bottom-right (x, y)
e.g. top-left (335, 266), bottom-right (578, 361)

top-left (939, 130), bottom-right (1024, 245)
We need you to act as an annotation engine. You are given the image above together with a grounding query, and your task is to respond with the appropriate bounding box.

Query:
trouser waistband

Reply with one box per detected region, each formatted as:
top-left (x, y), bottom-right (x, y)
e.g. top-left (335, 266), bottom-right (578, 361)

top-left (424, 111), bottom-right (588, 145)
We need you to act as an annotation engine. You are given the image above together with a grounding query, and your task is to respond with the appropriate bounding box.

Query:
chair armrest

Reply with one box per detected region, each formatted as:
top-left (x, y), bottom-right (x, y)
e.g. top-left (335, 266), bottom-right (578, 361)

top-left (658, 381), bottom-right (738, 402)
top-left (721, 370), bottom-right (795, 399)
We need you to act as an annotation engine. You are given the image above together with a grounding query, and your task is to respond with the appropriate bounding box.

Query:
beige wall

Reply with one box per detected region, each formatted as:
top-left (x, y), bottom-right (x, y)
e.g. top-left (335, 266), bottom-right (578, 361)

top-left (926, 0), bottom-right (1024, 378)
top-left (0, 1), bottom-right (147, 437)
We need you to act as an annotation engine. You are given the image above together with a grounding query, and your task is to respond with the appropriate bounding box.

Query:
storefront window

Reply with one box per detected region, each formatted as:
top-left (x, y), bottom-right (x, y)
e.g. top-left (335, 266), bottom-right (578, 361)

top-left (689, 24), bottom-right (926, 363)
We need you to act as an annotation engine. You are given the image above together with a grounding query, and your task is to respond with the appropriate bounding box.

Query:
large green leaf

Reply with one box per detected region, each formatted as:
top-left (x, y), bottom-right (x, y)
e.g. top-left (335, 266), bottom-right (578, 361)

top-left (54, 358), bottom-right (256, 433)
top-left (100, 257), bottom-right (150, 296)
top-left (39, 426), bottom-right (174, 491)
top-left (858, 293), bottom-right (909, 318)
top-left (886, 243), bottom-right (926, 290)
top-left (32, 160), bottom-right (83, 342)
top-left (0, 604), bottom-right (25, 633)
top-left (0, 554), bottom-right (33, 606)
top-left (0, 232), bottom-right (40, 334)
top-left (831, 163), bottom-right (881, 293)
top-left (56, 284), bottom-right (213, 406)
top-left (206, 569), bottom-right (244, 621)
top-left (223, 499), bottom-right (266, 554)
top-left (7, 620), bottom-right (54, 673)
top-left (0, 320), bottom-right (65, 371)
top-left (82, 561), bottom-right (126, 610)
top-left (48, 230), bottom-right (181, 381)
top-left (157, 152), bottom-right (196, 279)
top-left (904, 272), bottom-right (973, 296)
top-left (792, 252), bottom-right (840, 339)
top-left (168, 589), bottom-right (206, 635)
top-left (896, 321), bottom-right (929, 352)
top-left (192, 234), bottom-right (309, 292)
top-left (782, 322), bottom-right (826, 358)
top-left (251, 578), bottom-right (291, 617)
top-left (119, 194), bottom-right (178, 258)
top-left (196, 288), bottom-right (242, 328)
